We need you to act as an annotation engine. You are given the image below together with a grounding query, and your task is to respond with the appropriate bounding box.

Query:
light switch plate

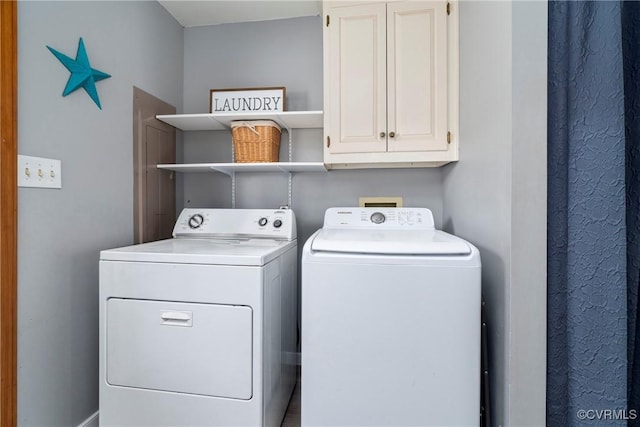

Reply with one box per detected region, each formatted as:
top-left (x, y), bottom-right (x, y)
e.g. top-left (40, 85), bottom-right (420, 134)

top-left (18, 155), bottom-right (62, 189)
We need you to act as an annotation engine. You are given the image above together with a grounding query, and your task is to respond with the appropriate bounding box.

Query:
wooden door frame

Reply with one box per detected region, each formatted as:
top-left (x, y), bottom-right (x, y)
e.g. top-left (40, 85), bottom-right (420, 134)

top-left (0, 1), bottom-right (18, 426)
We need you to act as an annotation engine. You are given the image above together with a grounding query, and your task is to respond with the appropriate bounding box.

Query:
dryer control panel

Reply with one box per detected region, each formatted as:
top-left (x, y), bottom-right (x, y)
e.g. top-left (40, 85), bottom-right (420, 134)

top-left (173, 208), bottom-right (296, 240)
top-left (323, 208), bottom-right (435, 230)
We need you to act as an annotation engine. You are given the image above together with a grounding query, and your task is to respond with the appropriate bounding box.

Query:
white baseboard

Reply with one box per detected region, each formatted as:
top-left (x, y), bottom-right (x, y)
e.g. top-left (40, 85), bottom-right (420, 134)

top-left (78, 411), bottom-right (99, 427)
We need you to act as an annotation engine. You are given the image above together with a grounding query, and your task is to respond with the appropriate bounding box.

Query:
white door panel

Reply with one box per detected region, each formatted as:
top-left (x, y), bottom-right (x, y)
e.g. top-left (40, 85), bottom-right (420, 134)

top-left (107, 298), bottom-right (253, 400)
top-left (388, 1), bottom-right (448, 152)
top-left (328, 3), bottom-right (387, 153)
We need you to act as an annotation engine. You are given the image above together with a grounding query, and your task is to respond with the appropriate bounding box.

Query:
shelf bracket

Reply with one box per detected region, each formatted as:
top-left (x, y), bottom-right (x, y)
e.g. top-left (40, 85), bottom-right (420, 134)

top-left (287, 126), bottom-right (293, 162)
top-left (231, 171), bottom-right (236, 209)
top-left (231, 140), bottom-right (236, 208)
top-left (287, 127), bottom-right (293, 208)
top-left (288, 173), bottom-right (292, 208)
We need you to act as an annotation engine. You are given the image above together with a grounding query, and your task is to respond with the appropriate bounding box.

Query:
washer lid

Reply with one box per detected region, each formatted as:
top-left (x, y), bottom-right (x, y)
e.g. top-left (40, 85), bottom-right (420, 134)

top-left (310, 229), bottom-right (471, 255)
top-left (100, 237), bottom-right (295, 266)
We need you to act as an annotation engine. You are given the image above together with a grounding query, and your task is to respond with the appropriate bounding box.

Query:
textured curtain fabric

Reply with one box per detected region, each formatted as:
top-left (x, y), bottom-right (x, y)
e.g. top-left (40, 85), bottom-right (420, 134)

top-left (547, 1), bottom-right (629, 425)
top-left (623, 2), bottom-right (640, 423)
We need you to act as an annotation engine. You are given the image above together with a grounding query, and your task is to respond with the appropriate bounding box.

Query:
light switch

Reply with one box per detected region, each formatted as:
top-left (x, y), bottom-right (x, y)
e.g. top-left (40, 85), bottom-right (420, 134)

top-left (18, 155), bottom-right (62, 189)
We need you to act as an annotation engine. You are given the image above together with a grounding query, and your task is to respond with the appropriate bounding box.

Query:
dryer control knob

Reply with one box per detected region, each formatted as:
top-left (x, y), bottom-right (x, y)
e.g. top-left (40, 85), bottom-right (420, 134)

top-left (258, 217), bottom-right (268, 227)
top-left (188, 214), bottom-right (204, 229)
top-left (273, 219), bottom-right (283, 228)
top-left (370, 212), bottom-right (386, 224)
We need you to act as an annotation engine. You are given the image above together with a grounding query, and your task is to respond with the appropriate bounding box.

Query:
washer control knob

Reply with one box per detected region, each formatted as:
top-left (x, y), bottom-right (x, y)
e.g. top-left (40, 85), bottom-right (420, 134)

top-left (370, 212), bottom-right (386, 224)
top-left (258, 217), bottom-right (268, 227)
top-left (188, 214), bottom-right (204, 229)
top-left (273, 219), bottom-right (283, 228)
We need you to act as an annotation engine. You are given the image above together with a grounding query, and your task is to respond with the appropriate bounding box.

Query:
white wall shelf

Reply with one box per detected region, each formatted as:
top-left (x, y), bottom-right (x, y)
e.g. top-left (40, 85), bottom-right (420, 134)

top-left (157, 162), bottom-right (327, 175)
top-left (157, 110), bottom-right (325, 208)
top-left (156, 110), bottom-right (323, 131)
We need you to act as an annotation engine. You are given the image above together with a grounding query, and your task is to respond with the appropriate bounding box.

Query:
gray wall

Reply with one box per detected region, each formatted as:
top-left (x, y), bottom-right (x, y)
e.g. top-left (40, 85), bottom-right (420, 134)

top-left (16, 3), bottom-right (547, 426)
top-left (17, 2), bottom-right (183, 426)
top-left (181, 16), bottom-right (445, 251)
top-left (509, 2), bottom-right (547, 424)
top-left (442, 1), bottom-right (547, 426)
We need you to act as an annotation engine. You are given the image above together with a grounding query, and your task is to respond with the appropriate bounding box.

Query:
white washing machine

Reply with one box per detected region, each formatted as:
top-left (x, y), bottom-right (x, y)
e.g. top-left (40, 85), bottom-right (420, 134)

top-left (99, 208), bottom-right (298, 426)
top-left (301, 207), bottom-right (481, 427)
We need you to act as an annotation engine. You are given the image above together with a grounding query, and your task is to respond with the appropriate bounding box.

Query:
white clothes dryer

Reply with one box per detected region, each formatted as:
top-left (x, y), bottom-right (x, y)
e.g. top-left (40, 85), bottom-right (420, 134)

top-left (301, 207), bottom-right (481, 427)
top-left (99, 208), bottom-right (298, 427)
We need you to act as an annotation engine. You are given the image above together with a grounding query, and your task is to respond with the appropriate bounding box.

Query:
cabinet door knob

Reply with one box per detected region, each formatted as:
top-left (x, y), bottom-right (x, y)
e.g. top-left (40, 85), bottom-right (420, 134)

top-left (379, 132), bottom-right (386, 138)
top-left (389, 131), bottom-right (395, 138)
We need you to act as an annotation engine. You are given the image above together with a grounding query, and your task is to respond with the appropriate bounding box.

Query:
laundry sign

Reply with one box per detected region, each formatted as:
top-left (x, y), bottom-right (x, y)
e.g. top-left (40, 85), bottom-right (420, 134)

top-left (210, 87), bottom-right (286, 113)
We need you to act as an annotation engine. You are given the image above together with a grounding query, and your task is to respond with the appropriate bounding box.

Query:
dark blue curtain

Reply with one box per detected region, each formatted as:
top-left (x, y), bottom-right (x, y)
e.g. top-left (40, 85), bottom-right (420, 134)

top-left (624, 1), bottom-right (640, 423)
top-left (548, 1), bottom-right (634, 425)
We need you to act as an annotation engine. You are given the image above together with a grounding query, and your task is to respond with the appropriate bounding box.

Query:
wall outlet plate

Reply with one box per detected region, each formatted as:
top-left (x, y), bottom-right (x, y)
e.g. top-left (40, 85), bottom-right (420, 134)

top-left (18, 155), bottom-right (62, 189)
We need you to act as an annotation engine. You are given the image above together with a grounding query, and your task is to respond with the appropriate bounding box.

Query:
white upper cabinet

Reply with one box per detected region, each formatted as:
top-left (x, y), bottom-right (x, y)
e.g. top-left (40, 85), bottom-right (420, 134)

top-left (387, 1), bottom-right (448, 153)
top-left (323, 0), bottom-right (459, 168)
top-left (327, 3), bottom-right (387, 154)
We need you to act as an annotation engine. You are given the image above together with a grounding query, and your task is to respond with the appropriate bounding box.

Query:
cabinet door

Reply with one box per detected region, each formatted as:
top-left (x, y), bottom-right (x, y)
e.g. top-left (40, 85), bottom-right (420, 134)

top-left (387, 1), bottom-right (449, 152)
top-left (327, 3), bottom-right (387, 154)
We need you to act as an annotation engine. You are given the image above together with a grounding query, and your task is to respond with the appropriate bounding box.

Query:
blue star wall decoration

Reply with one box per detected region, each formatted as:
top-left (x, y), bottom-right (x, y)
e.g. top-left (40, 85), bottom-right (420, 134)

top-left (47, 37), bottom-right (111, 109)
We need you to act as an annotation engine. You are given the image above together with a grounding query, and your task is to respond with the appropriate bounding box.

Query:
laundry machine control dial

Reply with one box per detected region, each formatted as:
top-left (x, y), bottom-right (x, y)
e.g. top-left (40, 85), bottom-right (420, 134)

top-left (273, 219), bottom-right (283, 228)
top-left (370, 212), bottom-right (386, 224)
top-left (188, 214), bottom-right (204, 229)
top-left (258, 217), bottom-right (268, 227)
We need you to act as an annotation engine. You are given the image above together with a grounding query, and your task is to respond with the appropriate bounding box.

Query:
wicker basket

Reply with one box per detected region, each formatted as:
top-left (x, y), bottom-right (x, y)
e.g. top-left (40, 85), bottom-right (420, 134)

top-left (230, 120), bottom-right (281, 163)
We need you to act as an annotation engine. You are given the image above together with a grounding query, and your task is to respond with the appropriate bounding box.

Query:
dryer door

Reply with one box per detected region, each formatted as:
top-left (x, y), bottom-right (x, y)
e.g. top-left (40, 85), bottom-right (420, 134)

top-left (107, 298), bottom-right (252, 399)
